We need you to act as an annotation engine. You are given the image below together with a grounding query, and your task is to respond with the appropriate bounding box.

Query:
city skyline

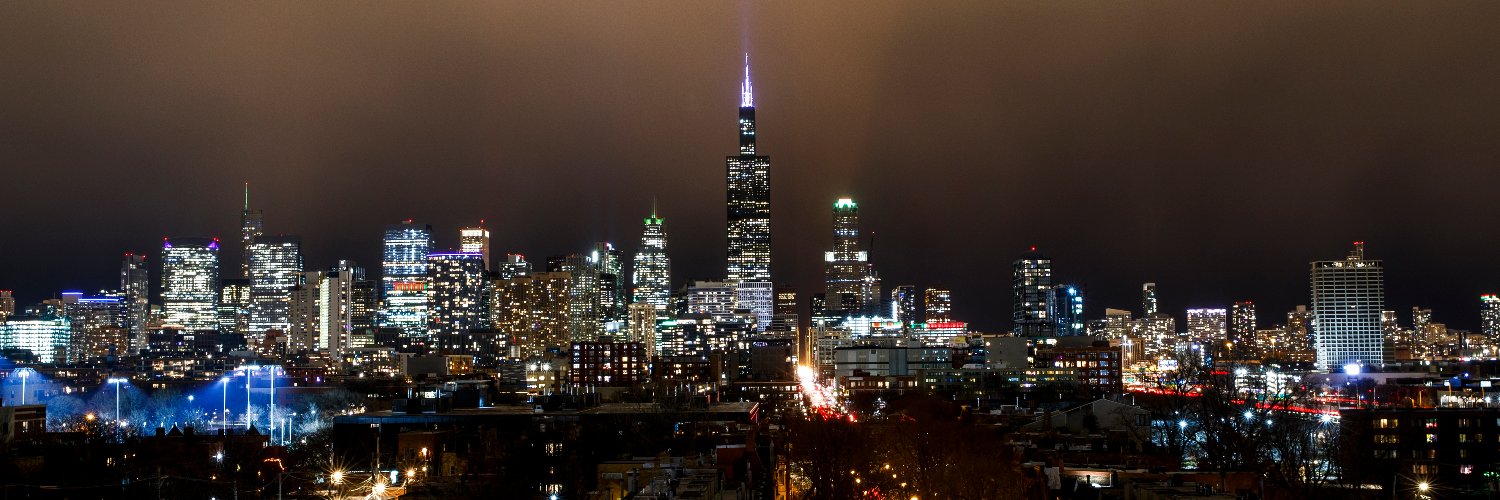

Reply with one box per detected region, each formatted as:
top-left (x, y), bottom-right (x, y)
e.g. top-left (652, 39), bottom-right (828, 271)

top-left (4, 3), bottom-right (1500, 332)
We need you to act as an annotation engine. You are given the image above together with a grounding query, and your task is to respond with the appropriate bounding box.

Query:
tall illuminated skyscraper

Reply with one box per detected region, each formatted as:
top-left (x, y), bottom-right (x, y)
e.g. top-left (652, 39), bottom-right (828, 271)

top-left (240, 183), bottom-right (263, 279)
top-left (631, 208), bottom-right (671, 311)
top-left (161, 237), bottom-right (220, 330)
top-left (218, 278), bottom-right (250, 335)
top-left (890, 285), bottom-right (918, 329)
top-left (1483, 295), bottom-right (1500, 341)
top-left (1311, 242), bottom-right (1386, 370)
top-left (1230, 301), bottom-right (1257, 346)
top-left (725, 55), bottom-right (772, 286)
top-left (120, 253), bottom-right (149, 352)
top-left (1052, 284), bottom-right (1085, 336)
top-left (548, 253), bottom-right (601, 342)
top-left (380, 220), bottom-right (434, 339)
top-left (247, 235), bottom-right (303, 337)
top-left (594, 242), bottom-right (626, 326)
top-left (1142, 283), bottom-right (1159, 316)
top-left (924, 288), bottom-right (952, 323)
top-left (427, 252), bottom-right (490, 340)
top-left (1186, 308), bottom-right (1228, 344)
top-left (459, 224), bottom-right (491, 270)
top-left (824, 198), bottom-right (880, 316)
top-left (1012, 248), bottom-right (1053, 336)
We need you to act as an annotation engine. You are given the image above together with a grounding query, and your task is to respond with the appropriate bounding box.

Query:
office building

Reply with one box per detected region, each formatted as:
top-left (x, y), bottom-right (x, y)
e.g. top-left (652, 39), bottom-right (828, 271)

top-left (0, 314), bottom-right (71, 364)
top-left (240, 183), bottom-right (263, 279)
top-left (890, 285), bottom-right (918, 330)
top-left (769, 285), bottom-right (799, 335)
top-left (1482, 295), bottom-right (1500, 341)
top-left (631, 208), bottom-right (672, 312)
top-left (493, 272), bottom-right (572, 357)
top-left (120, 253), bottom-right (149, 352)
top-left (1186, 308), bottom-right (1228, 345)
top-left (626, 302), bottom-right (659, 359)
top-left (736, 281), bottom-right (773, 331)
top-left (924, 288), bottom-right (952, 323)
top-left (1230, 301), bottom-right (1256, 347)
top-left (66, 294), bottom-right (128, 361)
top-left (427, 252), bottom-right (490, 338)
top-left (161, 237), bottom-right (220, 331)
top-left (1012, 248), bottom-right (1053, 336)
top-left (380, 221), bottom-right (434, 339)
top-left (217, 278), bottom-right (250, 336)
top-left (1311, 242), bottom-right (1386, 370)
top-left (594, 242), bottom-right (626, 326)
top-left (548, 253), bottom-right (602, 342)
top-left (823, 198), bottom-right (880, 316)
top-left (725, 55), bottom-right (772, 285)
top-left (1052, 284), bottom-right (1085, 336)
top-left (246, 235), bottom-right (303, 337)
top-left (497, 254), bottom-right (531, 279)
top-left (570, 342), bottom-right (647, 389)
top-left (686, 281), bottom-right (738, 315)
top-left (458, 224), bottom-right (491, 270)
top-left (1142, 283), bottom-right (1159, 316)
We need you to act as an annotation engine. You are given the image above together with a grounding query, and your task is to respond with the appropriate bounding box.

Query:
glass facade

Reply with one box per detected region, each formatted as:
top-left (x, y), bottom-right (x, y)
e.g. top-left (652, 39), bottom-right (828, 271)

top-left (726, 57), bottom-right (772, 285)
top-left (380, 221), bottom-right (433, 339)
top-left (1311, 242), bottom-right (1386, 370)
top-left (161, 237), bottom-right (220, 331)
top-left (247, 235), bottom-right (303, 337)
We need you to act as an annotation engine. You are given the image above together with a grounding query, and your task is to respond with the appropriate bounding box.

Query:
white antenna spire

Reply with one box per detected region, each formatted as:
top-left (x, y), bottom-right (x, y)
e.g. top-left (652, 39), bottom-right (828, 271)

top-left (740, 53), bottom-right (754, 108)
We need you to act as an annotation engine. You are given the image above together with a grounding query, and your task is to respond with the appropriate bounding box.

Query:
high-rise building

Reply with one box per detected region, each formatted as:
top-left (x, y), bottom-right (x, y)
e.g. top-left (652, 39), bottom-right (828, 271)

top-left (1230, 301), bottom-right (1257, 348)
top-left (0, 313), bottom-right (70, 364)
top-left (924, 288), bottom-right (952, 323)
top-left (627, 302), bottom-right (659, 360)
top-left (687, 281), bottom-right (738, 315)
top-left (498, 254), bottom-right (532, 279)
top-left (0, 290), bottom-right (13, 322)
top-left (120, 253), bottom-right (149, 352)
top-left (824, 198), bottom-right (880, 316)
top-left (736, 282), bottom-right (773, 331)
top-left (493, 272), bottom-right (572, 357)
top-left (1287, 305), bottom-right (1313, 352)
top-left (1186, 308), bottom-right (1228, 345)
top-left (380, 221), bottom-right (434, 340)
top-left (458, 224), bottom-right (492, 270)
top-left (548, 253), bottom-right (602, 342)
top-left (631, 209), bottom-right (671, 311)
top-left (770, 285), bottom-right (799, 335)
top-left (1142, 283), bottom-right (1159, 316)
top-left (161, 237), bottom-right (220, 331)
top-left (1482, 295), bottom-right (1500, 341)
top-left (240, 183), bottom-right (264, 279)
top-left (890, 285), bottom-right (919, 331)
top-left (594, 242), bottom-right (626, 326)
top-left (427, 252), bottom-right (490, 339)
top-left (725, 55), bottom-right (772, 285)
top-left (217, 278), bottom-right (251, 335)
top-left (1051, 284), bottom-right (1085, 336)
top-left (290, 261), bottom-right (375, 357)
top-left (1012, 248), bottom-right (1053, 336)
top-left (66, 294), bottom-right (129, 361)
top-left (1311, 242), bottom-right (1386, 370)
top-left (247, 235), bottom-right (303, 338)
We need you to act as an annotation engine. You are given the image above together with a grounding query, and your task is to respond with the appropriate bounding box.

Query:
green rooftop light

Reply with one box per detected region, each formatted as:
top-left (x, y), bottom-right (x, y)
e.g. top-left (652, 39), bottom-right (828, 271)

top-left (835, 198), bottom-right (857, 209)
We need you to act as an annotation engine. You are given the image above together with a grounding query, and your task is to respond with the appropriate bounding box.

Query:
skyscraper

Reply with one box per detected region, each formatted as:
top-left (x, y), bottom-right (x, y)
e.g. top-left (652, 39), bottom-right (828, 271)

top-left (631, 208), bottom-right (672, 312)
top-left (493, 272), bottom-right (572, 357)
top-left (380, 220), bottom-right (434, 339)
top-left (1142, 283), bottom-right (1159, 316)
top-left (1482, 295), bottom-right (1500, 341)
top-left (824, 198), bottom-right (880, 317)
top-left (498, 254), bottom-right (532, 279)
top-left (240, 183), bottom-right (264, 279)
top-left (427, 252), bottom-right (490, 340)
top-left (459, 224), bottom-right (491, 270)
top-left (1052, 284), bottom-right (1085, 336)
top-left (924, 288), bottom-right (952, 323)
top-left (890, 285), bottom-right (919, 329)
top-left (1230, 301), bottom-right (1257, 347)
top-left (594, 242), bottom-right (626, 326)
top-left (217, 278), bottom-right (251, 336)
top-left (725, 55), bottom-right (772, 286)
top-left (1311, 242), bottom-right (1386, 370)
top-left (1186, 308), bottom-right (1228, 344)
top-left (548, 253), bottom-right (602, 342)
top-left (161, 237), bottom-right (220, 331)
top-left (771, 285), bottom-right (799, 335)
top-left (0, 290), bottom-right (13, 322)
top-left (120, 253), bottom-right (149, 352)
top-left (66, 294), bottom-right (128, 361)
top-left (247, 235), bottom-right (303, 338)
top-left (1012, 248), bottom-right (1053, 336)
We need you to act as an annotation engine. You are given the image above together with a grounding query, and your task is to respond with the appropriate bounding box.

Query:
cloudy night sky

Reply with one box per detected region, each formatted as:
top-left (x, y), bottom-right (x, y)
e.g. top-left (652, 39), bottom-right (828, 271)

top-left (3, 2), bottom-right (1499, 331)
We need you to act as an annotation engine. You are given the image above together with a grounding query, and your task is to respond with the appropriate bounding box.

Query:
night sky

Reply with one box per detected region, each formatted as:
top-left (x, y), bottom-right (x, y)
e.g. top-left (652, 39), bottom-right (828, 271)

top-left (3, 2), bottom-right (1499, 332)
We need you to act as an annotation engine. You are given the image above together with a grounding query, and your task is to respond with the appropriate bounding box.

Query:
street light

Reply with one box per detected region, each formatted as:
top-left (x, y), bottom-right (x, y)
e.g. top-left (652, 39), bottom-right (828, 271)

top-left (15, 368), bottom-right (33, 405)
top-left (106, 377), bottom-right (129, 423)
top-left (220, 377), bottom-right (230, 429)
top-left (1418, 481), bottom-right (1430, 492)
